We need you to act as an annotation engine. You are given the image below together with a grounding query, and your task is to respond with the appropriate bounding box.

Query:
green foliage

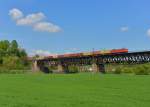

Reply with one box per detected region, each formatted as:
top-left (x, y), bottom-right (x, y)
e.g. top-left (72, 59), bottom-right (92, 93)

top-left (113, 67), bottom-right (122, 74)
top-left (0, 40), bottom-right (29, 73)
top-left (0, 69), bottom-right (30, 74)
top-left (134, 64), bottom-right (150, 75)
top-left (109, 63), bottom-right (150, 75)
top-left (2, 56), bottom-right (24, 70)
top-left (9, 40), bottom-right (19, 56)
top-left (121, 67), bottom-right (134, 73)
top-left (0, 40), bottom-right (10, 51)
top-left (19, 49), bottom-right (27, 57)
top-left (0, 40), bottom-right (10, 57)
top-left (68, 66), bottom-right (79, 73)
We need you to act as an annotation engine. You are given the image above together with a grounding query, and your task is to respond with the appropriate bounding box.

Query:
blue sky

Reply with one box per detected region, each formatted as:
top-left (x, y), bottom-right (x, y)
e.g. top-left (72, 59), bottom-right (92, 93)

top-left (0, 0), bottom-right (150, 55)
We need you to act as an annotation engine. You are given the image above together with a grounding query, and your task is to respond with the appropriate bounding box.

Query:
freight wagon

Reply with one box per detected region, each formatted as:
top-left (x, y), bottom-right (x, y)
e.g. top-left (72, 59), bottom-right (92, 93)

top-left (47, 48), bottom-right (128, 59)
top-left (111, 48), bottom-right (128, 54)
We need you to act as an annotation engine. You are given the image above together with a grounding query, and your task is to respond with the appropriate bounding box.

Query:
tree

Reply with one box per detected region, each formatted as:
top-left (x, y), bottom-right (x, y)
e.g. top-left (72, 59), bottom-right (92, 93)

top-left (0, 40), bottom-right (30, 72)
top-left (19, 49), bottom-right (27, 57)
top-left (19, 49), bottom-right (29, 66)
top-left (3, 56), bottom-right (24, 70)
top-left (11, 40), bottom-right (18, 49)
top-left (0, 40), bottom-right (10, 56)
top-left (33, 54), bottom-right (40, 59)
top-left (9, 40), bottom-right (19, 56)
top-left (0, 40), bottom-right (10, 51)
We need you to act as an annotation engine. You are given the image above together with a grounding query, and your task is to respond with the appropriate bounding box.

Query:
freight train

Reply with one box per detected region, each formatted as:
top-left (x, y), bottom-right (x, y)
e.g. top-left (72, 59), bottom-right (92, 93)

top-left (45, 48), bottom-right (128, 59)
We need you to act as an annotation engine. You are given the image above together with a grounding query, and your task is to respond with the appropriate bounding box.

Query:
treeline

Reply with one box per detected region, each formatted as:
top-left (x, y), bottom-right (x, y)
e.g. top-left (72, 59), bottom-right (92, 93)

top-left (0, 40), bottom-right (30, 73)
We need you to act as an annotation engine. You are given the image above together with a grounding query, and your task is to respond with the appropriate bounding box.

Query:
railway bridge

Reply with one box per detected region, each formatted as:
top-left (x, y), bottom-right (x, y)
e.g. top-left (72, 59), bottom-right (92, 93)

top-left (32, 49), bottom-right (150, 73)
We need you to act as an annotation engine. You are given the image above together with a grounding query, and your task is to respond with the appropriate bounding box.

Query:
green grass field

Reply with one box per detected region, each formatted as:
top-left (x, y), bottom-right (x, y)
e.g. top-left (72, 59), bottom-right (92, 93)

top-left (0, 74), bottom-right (150, 107)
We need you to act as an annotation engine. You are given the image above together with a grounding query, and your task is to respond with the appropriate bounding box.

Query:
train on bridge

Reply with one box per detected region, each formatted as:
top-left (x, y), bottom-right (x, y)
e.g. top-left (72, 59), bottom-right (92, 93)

top-left (32, 48), bottom-right (150, 73)
top-left (45, 48), bottom-right (128, 59)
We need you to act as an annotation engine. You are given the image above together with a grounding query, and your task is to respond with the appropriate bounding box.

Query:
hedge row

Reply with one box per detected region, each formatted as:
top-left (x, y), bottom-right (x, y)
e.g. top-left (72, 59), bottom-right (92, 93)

top-left (112, 64), bottom-right (150, 75)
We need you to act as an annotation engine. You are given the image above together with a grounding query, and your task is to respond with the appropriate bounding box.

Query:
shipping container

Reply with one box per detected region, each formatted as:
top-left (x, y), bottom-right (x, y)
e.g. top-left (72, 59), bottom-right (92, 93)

top-left (58, 53), bottom-right (83, 58)
top-left (58, 55), bottom-right (66, 58)
top-left (44, 56), bottom-right (53, 59)
top-left (83, 52), bottom-right (93, 56)
top-left (93, 51), bottom-right (101, 55)
top-left (100, 50), bottom-right (111, 54)
top-left (64, 54), bottom-right (74, 57)
top-left (110, 48), bottom-right (128, 54)
top-left (55, 48), bottom-right (128, 58)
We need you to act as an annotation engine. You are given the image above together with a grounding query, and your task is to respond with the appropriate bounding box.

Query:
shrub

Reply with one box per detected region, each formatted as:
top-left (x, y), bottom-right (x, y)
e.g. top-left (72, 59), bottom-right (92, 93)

top-left (134, 65), bottom-right (150, 75)
top-left (121, 67), bottom-right (134, 74)
top-left (68, 66), bottom-right (79, 73)
top-left (113, 67), bottom-right (122, 74)
top-left (109, 64), bottom-right (150, 75)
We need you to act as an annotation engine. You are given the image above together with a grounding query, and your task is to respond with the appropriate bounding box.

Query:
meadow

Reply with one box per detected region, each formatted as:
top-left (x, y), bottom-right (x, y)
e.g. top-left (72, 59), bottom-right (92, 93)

top-left (0, 73), bottom-right (150, 107)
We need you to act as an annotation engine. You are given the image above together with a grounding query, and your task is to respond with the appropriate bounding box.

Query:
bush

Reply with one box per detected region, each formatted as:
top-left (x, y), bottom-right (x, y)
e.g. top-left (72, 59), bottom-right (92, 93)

top-left (121, 67), bottom-right (134, 74)
top-left (109, 64), bottom-right (150, 75)
top-left (2, 56), bottom-right (25, 70)
top-left (113, 67), bottom-right (122, 74)
top-left (134, 65), bottom-right (150, 75)
top-left (68, 66), bottom-right (79, 73)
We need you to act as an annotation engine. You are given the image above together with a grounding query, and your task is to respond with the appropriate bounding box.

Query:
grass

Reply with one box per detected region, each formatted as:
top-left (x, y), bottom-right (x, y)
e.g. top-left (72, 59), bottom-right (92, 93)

top-left (0, 73), bottom-right (150, 107)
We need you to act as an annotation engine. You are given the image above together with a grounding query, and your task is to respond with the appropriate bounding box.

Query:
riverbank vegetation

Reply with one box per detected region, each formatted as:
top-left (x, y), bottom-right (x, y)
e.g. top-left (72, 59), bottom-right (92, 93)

top-left (106, 63), bottom-right (150, 75)
top-left (0, 40), bottom-right (30, 73)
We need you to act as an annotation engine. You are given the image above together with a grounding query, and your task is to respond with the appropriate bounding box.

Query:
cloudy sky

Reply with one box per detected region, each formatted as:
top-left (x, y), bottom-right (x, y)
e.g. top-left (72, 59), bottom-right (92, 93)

top-left (0, 0), bottom-right (150, 55)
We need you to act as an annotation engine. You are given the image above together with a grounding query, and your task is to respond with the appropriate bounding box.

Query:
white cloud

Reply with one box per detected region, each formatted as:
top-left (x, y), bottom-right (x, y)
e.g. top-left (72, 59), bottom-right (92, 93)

top-left (9, 8), bottom-right (62, 33)
top-left (147, 29), bottom-right (150, 37)
top-left (33, 50), bottom-right (51, 56)
top-left (9, 8), bottom-right (24, 20)
top-left (17, 12), bottom-right (45, 26)
top-left (120, 26), bottom-right (129, 32)
top-left (31, 50), bottom-right (57, 56)
top-left (33, 22), bottom-right (61, 32)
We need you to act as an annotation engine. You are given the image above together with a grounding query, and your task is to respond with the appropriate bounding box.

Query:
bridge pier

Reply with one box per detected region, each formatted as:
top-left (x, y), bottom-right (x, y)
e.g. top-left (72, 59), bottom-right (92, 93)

top-left (92, 63), bottom-right (105, 73)
top-left (32, 60), bottom-right (51, 73)
top-left (32, 60), bottom-right (40, 72)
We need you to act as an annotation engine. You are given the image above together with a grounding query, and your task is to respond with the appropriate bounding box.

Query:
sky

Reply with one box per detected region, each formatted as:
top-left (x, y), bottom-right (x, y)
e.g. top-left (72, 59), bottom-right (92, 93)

top-left (0, 0), bottom-right (150, 56)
